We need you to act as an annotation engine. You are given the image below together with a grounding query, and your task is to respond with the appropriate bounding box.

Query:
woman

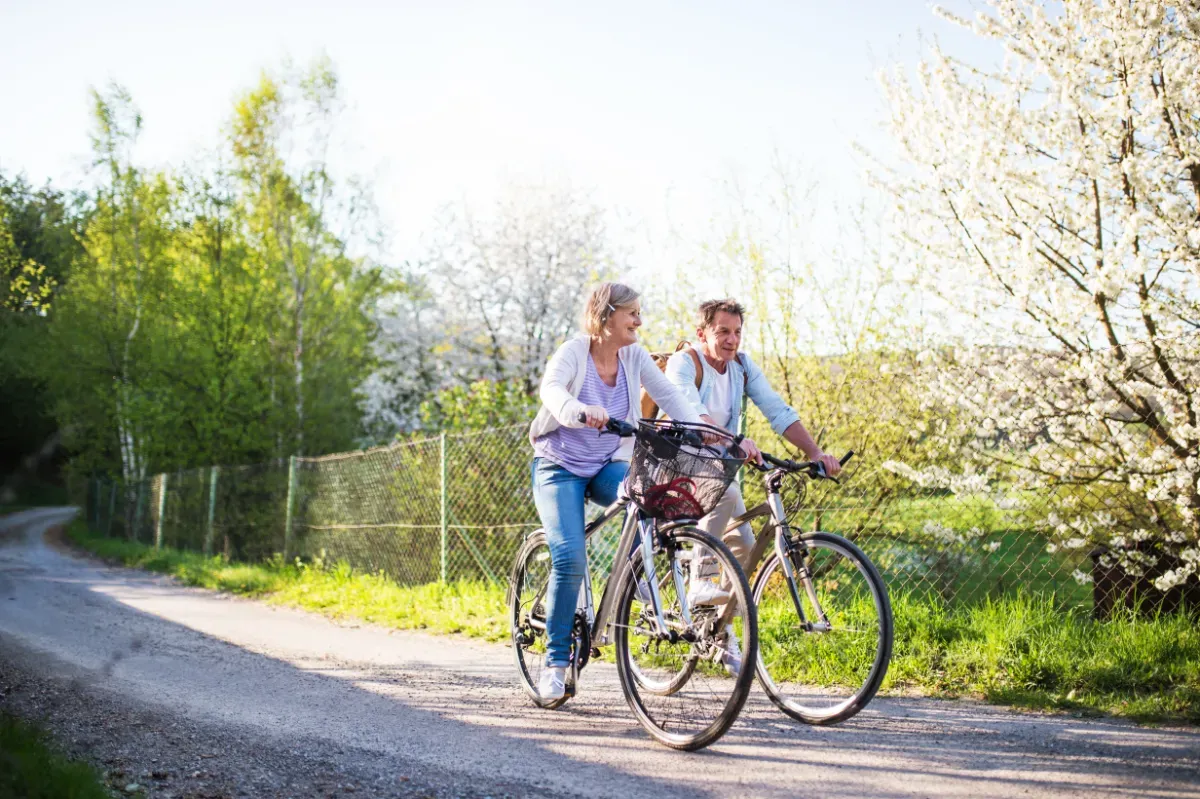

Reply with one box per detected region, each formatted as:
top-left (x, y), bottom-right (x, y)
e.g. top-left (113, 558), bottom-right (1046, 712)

top-left (528, 282), bottom-right (705, 701)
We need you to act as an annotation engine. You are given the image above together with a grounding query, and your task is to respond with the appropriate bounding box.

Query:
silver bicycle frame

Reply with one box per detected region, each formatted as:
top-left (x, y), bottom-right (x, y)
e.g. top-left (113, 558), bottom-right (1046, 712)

top-left (586, 498), bottom-right (685, 647)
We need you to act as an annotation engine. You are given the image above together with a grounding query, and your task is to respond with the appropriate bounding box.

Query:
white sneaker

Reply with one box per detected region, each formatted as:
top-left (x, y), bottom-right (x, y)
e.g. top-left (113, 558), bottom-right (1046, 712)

top-left (721, 625), bottom-right (742, 677)
top-left (538, 666), bottom-right (567, 701)
top-left (687, 580), bottom-right (731, 608)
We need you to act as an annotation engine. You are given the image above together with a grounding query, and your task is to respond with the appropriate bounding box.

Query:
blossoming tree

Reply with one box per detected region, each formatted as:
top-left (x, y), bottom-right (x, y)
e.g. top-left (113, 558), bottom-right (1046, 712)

top-left (874, 0), bottom-right (1200, 592)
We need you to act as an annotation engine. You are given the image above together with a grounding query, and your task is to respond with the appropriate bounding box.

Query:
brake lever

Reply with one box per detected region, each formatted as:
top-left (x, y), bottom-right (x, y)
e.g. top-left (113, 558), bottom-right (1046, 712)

top-left (810, 461), bottom-right (840, 484)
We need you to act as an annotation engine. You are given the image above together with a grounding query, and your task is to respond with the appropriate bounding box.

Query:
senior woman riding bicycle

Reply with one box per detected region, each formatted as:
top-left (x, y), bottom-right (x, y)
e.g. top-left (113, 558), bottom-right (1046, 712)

top-left (528, 282), bottom-right (710, 702)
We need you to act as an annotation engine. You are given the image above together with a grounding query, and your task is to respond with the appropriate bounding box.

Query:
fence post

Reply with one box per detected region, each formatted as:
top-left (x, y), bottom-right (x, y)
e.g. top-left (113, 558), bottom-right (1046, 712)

top-left (107, 481), bottom-right (117, 537)
top-left (131, 480), bottom-right (144, 542)
top-left (204, 466), bottom-right (219, 556)
top-left (440, 432), bottom-right (448, 584)
top-left (155, 473), bottom-right (168, 550)
top-left (283, 456), bottom-right (297, 561)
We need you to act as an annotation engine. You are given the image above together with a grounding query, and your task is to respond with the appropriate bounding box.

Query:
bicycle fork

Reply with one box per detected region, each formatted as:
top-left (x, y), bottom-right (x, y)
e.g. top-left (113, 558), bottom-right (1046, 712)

top-left (767, 493), bottom-right (832, 634)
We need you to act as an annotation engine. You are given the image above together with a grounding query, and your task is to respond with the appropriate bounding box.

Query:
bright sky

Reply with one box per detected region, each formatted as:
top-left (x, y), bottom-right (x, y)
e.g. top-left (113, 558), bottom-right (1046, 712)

top-left (0, 0), bottom-right (981, 276)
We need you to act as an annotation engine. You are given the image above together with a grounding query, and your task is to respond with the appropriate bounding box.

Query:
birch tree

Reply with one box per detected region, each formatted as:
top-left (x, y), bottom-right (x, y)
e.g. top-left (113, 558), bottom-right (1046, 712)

top-left (231, 59), bottom-right (379, 455)
top-left (48, 86), bottom-right (173, 488)
top-left (875, 0), bottom-right (1200, 589)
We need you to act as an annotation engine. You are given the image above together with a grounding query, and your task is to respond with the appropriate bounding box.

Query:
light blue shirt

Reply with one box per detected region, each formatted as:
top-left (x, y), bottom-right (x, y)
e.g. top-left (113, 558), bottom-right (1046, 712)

top-left (664, 349), bottom-right (801, 436)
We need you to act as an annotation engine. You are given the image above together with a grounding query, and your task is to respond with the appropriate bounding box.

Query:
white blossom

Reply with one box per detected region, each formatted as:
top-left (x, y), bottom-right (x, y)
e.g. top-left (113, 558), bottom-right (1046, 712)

top-left (870, 0), bottom-right (1200, 587)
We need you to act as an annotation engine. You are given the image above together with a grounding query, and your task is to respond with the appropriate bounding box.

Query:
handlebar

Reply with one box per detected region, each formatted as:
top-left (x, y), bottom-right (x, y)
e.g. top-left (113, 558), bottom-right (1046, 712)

top-left (572, 413), bottom-right (852, 479)
top-left (575, 413), bottom-right (735, 450)
top-left (754, 450), bottom-right (854, 481)
top-left (575, 413), bottom-right (639, 438)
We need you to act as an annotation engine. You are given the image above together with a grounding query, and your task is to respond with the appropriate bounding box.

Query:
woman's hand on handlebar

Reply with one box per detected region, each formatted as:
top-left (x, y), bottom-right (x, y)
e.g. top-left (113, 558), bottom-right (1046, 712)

top-left (738, 436), bottom-right (765, 466)
top-left (696, 415), bottom-right (732, 447)
top-left (578, 405), bottom-right (610, 430)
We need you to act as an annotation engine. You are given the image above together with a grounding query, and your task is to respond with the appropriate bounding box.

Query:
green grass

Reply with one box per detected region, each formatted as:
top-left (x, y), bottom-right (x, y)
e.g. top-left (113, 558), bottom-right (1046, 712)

top-left (67, 521), bottom-right (508, 641)
top-left (67, 522), bottom-right (1200, 725)
top-left (784, 491), bottom-right (1096, 608)
top-left (886, 591), bottom-right (1200, 724)
top-left (0, 713), bottom-right (112, 799)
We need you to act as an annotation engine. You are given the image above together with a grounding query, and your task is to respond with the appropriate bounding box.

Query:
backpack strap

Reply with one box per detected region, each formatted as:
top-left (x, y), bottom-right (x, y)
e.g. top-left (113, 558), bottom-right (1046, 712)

top-left (688, 347), bottom-right (703, 390)
top-left (687, 347), bottom-right (747, 392)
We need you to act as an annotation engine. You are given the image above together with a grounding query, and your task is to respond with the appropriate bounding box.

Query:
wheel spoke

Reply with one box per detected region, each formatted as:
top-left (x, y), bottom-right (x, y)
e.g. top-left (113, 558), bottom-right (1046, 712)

top-left (753, 533), bottom-right (892, 725)
top-left (615, 527), bottom-right (757, 751)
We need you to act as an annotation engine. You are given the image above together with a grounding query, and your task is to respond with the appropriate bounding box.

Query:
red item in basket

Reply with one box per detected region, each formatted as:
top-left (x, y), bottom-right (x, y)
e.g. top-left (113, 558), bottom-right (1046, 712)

top-left (640, 477), bottom-right (706, 519)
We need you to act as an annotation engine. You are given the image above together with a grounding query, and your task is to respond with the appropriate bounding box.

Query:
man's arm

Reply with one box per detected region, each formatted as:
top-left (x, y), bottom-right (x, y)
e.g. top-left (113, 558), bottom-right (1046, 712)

top-left (742, 354), bottom-right (840, 476)
top-left (782, 420), bottom-right (821, 459)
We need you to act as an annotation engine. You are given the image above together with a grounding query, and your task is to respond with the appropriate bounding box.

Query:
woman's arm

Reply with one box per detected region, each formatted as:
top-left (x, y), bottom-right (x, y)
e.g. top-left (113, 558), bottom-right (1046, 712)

top-left (663, 350), bottom-right (709, 420)
top-left (539, 341), bottom-right (588, 427)
top-left (640, 351), bottom-right (703, 424)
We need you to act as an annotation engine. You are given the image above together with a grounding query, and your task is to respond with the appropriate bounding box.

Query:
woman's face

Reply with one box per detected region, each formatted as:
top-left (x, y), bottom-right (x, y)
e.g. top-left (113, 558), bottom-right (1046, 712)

top-left (604, 301), bottom-right (642, 346)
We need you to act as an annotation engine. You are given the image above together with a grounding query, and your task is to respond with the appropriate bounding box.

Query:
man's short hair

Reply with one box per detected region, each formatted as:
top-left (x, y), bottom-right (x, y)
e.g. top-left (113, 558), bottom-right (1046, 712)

top-left (697, 298), bottom-right (746, 329)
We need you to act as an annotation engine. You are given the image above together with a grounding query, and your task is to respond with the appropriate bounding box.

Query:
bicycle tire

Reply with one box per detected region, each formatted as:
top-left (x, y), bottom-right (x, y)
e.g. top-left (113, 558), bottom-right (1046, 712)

top-left (509, 531), bottom-right (571, 710)
top-left (614, 527), bottom-right (757, 751)
top-left (753, 531), bottom-right (892, 725)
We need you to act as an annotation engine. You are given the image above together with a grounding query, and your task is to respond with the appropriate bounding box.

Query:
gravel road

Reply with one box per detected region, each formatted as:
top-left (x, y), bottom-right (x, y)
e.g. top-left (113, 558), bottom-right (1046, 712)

top-left (1, 507), bottom-right (1198, 799)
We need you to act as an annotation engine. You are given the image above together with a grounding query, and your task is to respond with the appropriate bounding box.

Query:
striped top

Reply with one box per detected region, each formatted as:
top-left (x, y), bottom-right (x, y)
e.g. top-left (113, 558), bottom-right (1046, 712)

top-left (533, 355), bottom-right (629, 477)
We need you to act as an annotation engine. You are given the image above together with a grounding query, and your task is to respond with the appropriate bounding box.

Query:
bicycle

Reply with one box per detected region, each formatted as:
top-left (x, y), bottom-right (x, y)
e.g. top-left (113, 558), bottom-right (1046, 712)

top-left (507, 418), bottom-right (758, 751)
top-left (715, 449), bottom-right (894, 725)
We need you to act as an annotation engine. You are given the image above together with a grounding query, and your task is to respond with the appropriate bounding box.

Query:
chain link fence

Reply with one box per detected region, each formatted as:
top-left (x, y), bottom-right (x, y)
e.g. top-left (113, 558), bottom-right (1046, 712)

top-left (77, 425), bottom-right (635, 595)
top-left (75, 419), bottom-right (1122, 616)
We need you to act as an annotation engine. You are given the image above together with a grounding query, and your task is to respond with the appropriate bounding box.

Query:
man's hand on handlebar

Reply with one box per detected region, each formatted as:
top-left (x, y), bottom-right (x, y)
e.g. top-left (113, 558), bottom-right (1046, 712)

top-left (579, 405), bottom-right (610, 430)
top-left (812, 451), bottom-right (842, 478)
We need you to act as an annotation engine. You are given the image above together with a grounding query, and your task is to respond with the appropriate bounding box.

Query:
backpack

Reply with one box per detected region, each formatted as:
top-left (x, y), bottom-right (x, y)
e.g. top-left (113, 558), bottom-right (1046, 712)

top-left (641, 341), bottom-right (747, 419)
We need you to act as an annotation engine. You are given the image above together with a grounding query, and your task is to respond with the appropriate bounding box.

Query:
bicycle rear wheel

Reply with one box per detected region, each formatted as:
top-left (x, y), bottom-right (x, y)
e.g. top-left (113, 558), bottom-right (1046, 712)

top-left (753, 531), bottom-right (892, 725)
top-left (614, 526), bottom-right (756, 751)
top-left (509, 531), bottom-right (570, 710)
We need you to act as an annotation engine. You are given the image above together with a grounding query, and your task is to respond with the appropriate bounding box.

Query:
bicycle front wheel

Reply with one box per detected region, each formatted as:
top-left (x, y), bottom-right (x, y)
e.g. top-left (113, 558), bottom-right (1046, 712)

top-left (753, 531), bottom-right (892, 725)
top-left (614, 526), bottom-right (757, 751)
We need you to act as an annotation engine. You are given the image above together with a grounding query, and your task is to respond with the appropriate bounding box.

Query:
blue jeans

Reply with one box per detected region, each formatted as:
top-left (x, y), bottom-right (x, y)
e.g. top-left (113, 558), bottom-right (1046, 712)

top-left (531, 457), bottom-right (628, 668)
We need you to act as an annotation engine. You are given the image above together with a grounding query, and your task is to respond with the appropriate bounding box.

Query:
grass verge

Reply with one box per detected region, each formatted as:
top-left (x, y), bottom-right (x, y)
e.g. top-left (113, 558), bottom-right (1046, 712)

top-left (66, 520), bottom-right (507, 641)
top-left (0, 713), bottom-right (111, 799)
top-left (66, 521), bottom-right (1199, 725)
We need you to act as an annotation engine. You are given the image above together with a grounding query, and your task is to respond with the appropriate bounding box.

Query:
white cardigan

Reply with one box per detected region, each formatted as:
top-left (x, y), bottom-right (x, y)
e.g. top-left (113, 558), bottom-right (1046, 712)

top-left (529, 336), bottom-right (703, 461)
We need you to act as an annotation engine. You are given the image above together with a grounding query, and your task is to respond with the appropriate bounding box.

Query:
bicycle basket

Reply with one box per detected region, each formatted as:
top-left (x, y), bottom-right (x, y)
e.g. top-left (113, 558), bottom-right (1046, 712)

top-left (624, 420), bottom-right (745, 521)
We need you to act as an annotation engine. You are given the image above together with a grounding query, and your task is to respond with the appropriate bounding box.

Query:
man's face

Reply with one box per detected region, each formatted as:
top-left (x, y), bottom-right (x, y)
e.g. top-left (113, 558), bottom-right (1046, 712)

top-left (697, 310), bottom-right (742, 363)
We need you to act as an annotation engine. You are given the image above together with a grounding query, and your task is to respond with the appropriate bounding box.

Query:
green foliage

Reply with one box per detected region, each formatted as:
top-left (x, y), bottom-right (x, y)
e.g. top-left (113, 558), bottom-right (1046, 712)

top-left (419, 377), bottom-right (537, 433)
top-left (0, 713), bottom-right (111, 799)
top-left (25, 62), bottom-right (383, 490)
top-left (0, 173), bottom-right (84, 484)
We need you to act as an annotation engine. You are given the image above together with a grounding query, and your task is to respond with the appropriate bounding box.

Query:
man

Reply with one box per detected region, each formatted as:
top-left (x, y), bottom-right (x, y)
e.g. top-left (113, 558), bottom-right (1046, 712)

top-left (665, 298), bottom-right (842, 671)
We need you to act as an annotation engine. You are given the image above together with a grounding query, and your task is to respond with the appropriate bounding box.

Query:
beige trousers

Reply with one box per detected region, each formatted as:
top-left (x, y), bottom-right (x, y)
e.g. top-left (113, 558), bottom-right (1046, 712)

top-left (692, 483), bottom-right (754, 587)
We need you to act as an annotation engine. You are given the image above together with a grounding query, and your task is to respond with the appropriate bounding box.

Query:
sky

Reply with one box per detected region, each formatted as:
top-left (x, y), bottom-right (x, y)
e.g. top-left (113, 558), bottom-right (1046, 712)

top-left (0, 0), bottom-right (984, 279)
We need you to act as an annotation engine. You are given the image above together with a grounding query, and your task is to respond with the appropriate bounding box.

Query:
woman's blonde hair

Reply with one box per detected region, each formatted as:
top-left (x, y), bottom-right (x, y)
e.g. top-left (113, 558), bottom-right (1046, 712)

top-left (582, 282), bottom-right (640, 338)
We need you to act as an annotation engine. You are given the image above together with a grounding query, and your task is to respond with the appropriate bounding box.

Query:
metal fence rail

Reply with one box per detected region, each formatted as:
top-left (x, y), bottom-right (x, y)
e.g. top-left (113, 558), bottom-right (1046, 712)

top-left (77, 421), bottom-right (1108, 614)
